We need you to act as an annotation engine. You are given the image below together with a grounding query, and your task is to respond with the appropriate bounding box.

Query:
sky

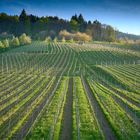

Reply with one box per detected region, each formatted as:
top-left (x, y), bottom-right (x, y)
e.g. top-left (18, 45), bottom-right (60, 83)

top-left (0, 0), bottom-right (140, 35)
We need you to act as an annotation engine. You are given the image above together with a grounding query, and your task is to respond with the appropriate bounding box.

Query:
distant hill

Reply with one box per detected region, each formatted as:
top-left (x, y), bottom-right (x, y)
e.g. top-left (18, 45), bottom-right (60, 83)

top-left (117, 31), bottom-right (140, 40)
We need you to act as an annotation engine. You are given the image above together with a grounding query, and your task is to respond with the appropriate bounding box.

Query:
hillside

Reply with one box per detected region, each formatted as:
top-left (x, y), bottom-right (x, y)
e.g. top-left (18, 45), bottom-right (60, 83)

top-left (0, 41), bottom-right (140, 139)
top-left (117, 31), bottom-right (140, 40)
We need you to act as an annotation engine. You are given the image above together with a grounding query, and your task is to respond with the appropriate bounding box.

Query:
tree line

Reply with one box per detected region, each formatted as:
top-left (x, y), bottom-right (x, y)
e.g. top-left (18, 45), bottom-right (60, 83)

top-left (0, 9), bottom-right (116, 42)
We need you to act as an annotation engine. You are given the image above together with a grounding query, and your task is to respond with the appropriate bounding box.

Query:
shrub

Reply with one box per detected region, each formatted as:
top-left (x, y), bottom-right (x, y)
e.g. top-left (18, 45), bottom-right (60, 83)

top-left (53, 37), bottom-right (58, 43)
top-left (19, 33), bottom-right (31, 45)
top-left (69, 38), bottom-right (74, 43)
top-left (74, 32), bottom-right (92, 42)
top-left (62, 37), bottom-right (66, 43)
top-left (11, 37), bottom-right (20, 47)
top-left (0, 32), bottom-right (14, 40)
top-left (59, 30), bottom-right (92, 42)
top-left (45, 36), bottom-right (52, 43)
top-left (0, 41), bottom-right (4, 48)
top-left (34, 31), bottom-right (48, 40)
top-left (2, 39), bottom-right (9, 48)
top-left (59, 30), bottom-right (74, 40)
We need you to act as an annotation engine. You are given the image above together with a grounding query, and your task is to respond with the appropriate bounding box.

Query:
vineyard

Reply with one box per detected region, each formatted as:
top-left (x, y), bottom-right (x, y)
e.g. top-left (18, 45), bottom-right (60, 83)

top-left (0, 41), bottom-right (140, 140)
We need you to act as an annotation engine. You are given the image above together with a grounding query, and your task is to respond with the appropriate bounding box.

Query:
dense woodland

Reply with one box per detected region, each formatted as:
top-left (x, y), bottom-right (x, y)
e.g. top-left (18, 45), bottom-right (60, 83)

top-left (0, 9), bottom-right (140, 43)
top-left (0, 9), bottom-right (121, 42)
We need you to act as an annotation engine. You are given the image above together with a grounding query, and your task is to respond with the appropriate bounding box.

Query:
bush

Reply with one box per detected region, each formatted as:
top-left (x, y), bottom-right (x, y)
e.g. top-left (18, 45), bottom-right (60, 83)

top-left (62, 37), bottom-right (66, 43)
top-left (45, 36), bottom-right (52, 43)
top-left (53, 37), bottom-right (58, 43)
top-left (19, 33), bottom-right (31, 45)
top-left (0, 41), bottom-right (4, 48)
top-left (59, 30), bottom-right (74, 40)
top-left (2, 39), bottom-right (9, 48)
top-left (34, 31), bottom-right (48, 40)
top-left (68, 38), bottom-right (74, 43)
top-left (0, 32), bottom-right (14, 40)
top-left (74, 32), bottom-right (92, 42)
top-left (59, 30), bottom-right (92, 42)
top-left (11, 37), bottom-right (20, 47)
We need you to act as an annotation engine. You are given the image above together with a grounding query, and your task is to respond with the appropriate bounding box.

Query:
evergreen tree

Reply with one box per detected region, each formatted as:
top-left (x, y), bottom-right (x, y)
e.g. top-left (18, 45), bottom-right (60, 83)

top-left (78, 14), bottom-right (85, 24)
top-left (19, 9), bottom-right (31, 34)
top-left (19, 9), bottom-right (28, 22)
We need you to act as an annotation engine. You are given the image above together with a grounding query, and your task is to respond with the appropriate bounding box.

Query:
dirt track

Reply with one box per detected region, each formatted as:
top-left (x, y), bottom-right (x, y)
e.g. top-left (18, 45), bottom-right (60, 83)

top-left (60, 78), bottom-right (73, 140)
top-left (81, 77), bottom-right (117, 140)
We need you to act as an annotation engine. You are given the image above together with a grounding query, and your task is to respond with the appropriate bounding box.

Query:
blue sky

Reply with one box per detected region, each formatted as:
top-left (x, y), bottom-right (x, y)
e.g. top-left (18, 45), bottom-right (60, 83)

top-left (0, 0), bottom-right (140, 35)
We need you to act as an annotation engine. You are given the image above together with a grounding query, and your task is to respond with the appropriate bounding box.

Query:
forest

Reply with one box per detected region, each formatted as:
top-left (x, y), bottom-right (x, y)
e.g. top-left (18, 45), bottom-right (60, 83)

top-left (0, 9), bottom-right (135, 42)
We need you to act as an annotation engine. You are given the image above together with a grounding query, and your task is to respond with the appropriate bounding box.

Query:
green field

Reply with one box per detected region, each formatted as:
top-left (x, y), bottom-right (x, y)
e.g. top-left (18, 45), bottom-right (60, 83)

top-left (0, 41), bottom-right (140, 140)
